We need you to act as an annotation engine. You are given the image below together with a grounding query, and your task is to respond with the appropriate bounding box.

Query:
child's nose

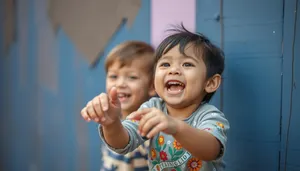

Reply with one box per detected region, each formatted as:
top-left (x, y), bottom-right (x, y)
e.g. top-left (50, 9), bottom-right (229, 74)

top-left (168, 66), bottom-right (181, 75)
top-left (116, 77), bottom-right (127, 87)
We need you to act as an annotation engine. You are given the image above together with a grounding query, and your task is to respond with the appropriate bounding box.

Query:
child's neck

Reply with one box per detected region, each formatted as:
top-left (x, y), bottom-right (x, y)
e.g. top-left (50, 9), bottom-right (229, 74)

top-left (166, 102), bottom-right (202, 120)
top-left (121, 110), bottom-right (131, 120)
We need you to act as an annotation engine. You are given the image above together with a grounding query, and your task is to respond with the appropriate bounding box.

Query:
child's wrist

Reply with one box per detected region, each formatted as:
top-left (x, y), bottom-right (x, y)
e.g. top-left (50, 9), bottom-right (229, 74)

top-left (102, 121), bottom-right (122, 143)
top-left (172, 119), bottom-right (184, 136)
top-left (102, 119), bottom-right (122, 133)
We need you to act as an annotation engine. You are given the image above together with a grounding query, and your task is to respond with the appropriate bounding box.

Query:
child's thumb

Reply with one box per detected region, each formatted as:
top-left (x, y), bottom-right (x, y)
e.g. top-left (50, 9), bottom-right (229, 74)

top-left (109, 87), bottom-right (120, 106)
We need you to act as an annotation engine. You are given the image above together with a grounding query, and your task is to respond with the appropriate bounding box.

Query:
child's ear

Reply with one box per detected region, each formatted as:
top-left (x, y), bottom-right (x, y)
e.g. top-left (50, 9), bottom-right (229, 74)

top-left (148, 82), bottom-right (157, 97)
top-left (205, 74), bottom-right (222, 93)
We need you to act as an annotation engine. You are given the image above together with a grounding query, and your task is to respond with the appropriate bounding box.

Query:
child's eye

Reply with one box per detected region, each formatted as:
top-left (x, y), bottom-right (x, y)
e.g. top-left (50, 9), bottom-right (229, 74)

top-left (108, 75), bottom-right (117, 79)
top-left (183, 63), bottom-right (194, 67)
top-left (160, 62), bottom-right (170, 67)
top-left (128, 76), bottom-right (138, 80)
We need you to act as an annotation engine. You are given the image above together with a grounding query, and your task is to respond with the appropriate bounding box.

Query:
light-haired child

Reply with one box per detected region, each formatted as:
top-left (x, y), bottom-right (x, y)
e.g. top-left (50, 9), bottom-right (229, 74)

top-left (86, 41), bottom-right (156, 170)
top-left (81, 25), bottom-right (230, 171)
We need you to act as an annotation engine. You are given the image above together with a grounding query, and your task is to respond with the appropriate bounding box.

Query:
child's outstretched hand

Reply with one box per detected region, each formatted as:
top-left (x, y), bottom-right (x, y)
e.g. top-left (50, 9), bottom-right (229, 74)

top-left (127, 108), bottom-right (180, 138)
top-left (81, 87), bottom-right (121, 126)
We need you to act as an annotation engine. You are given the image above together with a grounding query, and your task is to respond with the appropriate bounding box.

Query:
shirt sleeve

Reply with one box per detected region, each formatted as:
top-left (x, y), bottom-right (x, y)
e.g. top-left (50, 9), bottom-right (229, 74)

top-left (196, 110), bottom-right (230, 159)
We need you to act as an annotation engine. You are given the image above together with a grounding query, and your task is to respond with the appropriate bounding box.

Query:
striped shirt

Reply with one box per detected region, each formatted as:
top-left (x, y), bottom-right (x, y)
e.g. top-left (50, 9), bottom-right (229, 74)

top-left (101, 141), bottom-right (149, 171)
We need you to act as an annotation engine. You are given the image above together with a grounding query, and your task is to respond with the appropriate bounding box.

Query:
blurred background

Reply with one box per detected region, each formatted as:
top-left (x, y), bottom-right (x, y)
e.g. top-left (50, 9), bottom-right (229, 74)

top-left (0, 0), bottom-right (299, 171)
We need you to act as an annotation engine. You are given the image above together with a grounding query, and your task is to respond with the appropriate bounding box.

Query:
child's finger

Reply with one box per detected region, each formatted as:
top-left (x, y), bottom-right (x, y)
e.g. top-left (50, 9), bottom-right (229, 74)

top-left (138, 111), bottom-right (156, 131)
top-left (81, 107), bottom-right (91, 122)
top-left (127, 108), bottom-right (152, 120)
top-left (109, 87), bottom-right (120, 107)
top-left (99, 93), bottom-right (109, 111)
top-left (140, 115), bottom-right (160, 137)
top-left (92, 96), bottom-right (103, 115)
top-left (127, 111), bottom-right (142, 120)
top-left (86, 101), bottom-right (100, 122)
top-left (146, 122), bottom-right (166, 138)
top-left (127, 111), bottom-right (143, 120)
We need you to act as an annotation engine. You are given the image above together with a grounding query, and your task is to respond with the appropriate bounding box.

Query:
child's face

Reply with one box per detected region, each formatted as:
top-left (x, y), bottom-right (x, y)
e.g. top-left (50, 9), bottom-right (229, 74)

top-left (106, 58), bottom-right (155, 116)
top-left (154, 45), bottom-right (208, 109)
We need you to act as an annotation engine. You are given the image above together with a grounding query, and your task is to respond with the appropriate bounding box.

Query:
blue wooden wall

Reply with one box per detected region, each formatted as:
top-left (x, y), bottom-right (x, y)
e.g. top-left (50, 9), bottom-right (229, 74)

top-left (281, 0), bottom-right (300, 171)
top-left (0, 0), bottom-right (299, 171)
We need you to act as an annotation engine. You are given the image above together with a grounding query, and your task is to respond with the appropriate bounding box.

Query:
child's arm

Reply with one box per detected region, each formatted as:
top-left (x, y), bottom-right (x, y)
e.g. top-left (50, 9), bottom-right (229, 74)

top-left (98, 118), bottom-right (147, 154)
top-left (101, 120), bottom-right (129, 149)
top-left (81, 87), bottom-right (129, 149)
top-left (128, 107), bottom-right (229, 161)
top-left (172, 120), bottom-right (225, 161)
top-left (81, 87), bottom-right (148, 153)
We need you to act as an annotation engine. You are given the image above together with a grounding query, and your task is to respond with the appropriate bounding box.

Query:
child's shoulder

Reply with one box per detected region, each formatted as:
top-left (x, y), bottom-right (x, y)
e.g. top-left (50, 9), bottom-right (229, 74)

top-left (196, 103), bottom-right (225, 117)
top-left (199, 103), bottom-right (221, 112)
top-left (190, 103), bottom-right (229, 128)
top-left (140, 97), bottom-right (164, 109)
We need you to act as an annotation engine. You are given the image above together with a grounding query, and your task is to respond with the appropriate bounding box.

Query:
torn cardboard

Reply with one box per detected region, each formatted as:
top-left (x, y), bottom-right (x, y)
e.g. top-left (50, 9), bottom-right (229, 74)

top-left (48, 0), bottom-right (141, 66)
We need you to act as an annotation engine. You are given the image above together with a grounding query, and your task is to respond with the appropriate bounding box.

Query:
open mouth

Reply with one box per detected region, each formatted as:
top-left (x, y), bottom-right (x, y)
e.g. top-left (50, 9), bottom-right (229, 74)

top-left (165, 80), bottom-right (186, 93)
top-left (117, 93), bottom-right (131, 102)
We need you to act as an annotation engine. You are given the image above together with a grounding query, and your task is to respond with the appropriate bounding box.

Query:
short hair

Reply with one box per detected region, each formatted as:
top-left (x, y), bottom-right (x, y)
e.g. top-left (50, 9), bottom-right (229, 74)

top-left (155, 24), bottom-right (225, 103)
top-left (105, 41), bottom-right (155, 76)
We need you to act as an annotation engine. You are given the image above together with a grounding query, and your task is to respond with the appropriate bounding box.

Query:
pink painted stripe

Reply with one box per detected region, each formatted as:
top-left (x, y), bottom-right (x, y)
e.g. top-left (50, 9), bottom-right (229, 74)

top-left (151, 0), bottom-right (196, 48)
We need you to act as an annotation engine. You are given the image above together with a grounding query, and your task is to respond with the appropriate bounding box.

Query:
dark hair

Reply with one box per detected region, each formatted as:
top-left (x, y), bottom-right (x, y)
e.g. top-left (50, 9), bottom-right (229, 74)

top-left (155, 24), bottom-right (225, 103)
top-left (105, 41), bottom-right (155, 75)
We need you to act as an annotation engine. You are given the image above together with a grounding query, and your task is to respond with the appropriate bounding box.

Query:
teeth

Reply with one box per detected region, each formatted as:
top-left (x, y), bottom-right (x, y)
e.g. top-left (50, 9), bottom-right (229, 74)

top-left (118, 93), bottom-right (128, 98)
top-left (168, 81), bottom-right (184, 86)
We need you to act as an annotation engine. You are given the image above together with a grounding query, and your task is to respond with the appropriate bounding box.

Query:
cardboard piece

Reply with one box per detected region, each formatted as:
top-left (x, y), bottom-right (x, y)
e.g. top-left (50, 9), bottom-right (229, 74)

top-left (48, 0), bottom-right (141, 66)
top-left (4, 0), bottom-right (16, 54)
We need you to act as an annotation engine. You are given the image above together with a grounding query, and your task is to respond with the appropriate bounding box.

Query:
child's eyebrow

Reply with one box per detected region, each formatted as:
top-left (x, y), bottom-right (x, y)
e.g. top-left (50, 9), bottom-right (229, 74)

top-left (184, 55), bottom-right (200, 63)
top-left (160, 55), bottom-right (200, 63)
top-left (159, 55), bottom-right (172, 60)
top-left (107, 70), bottom-right (118, 74)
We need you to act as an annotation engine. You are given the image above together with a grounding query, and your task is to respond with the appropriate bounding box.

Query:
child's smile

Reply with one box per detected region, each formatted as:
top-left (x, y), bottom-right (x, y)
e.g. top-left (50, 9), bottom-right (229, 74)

top-left (117, 92), bottom-right (131, 103)
top-left (165, 80), bottom-right (186, 95)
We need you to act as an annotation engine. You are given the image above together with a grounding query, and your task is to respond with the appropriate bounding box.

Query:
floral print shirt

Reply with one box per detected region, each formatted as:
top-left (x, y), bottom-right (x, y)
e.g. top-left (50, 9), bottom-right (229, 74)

top-left (99, 97), bottom-right (230, 171)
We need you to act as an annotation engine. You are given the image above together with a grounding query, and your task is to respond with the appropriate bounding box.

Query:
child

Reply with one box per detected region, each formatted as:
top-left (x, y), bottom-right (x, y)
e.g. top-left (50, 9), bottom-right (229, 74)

top-left (86, 41), bottom-right (156, 170)
top-left (81, 25), bottom-right (230, 171)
